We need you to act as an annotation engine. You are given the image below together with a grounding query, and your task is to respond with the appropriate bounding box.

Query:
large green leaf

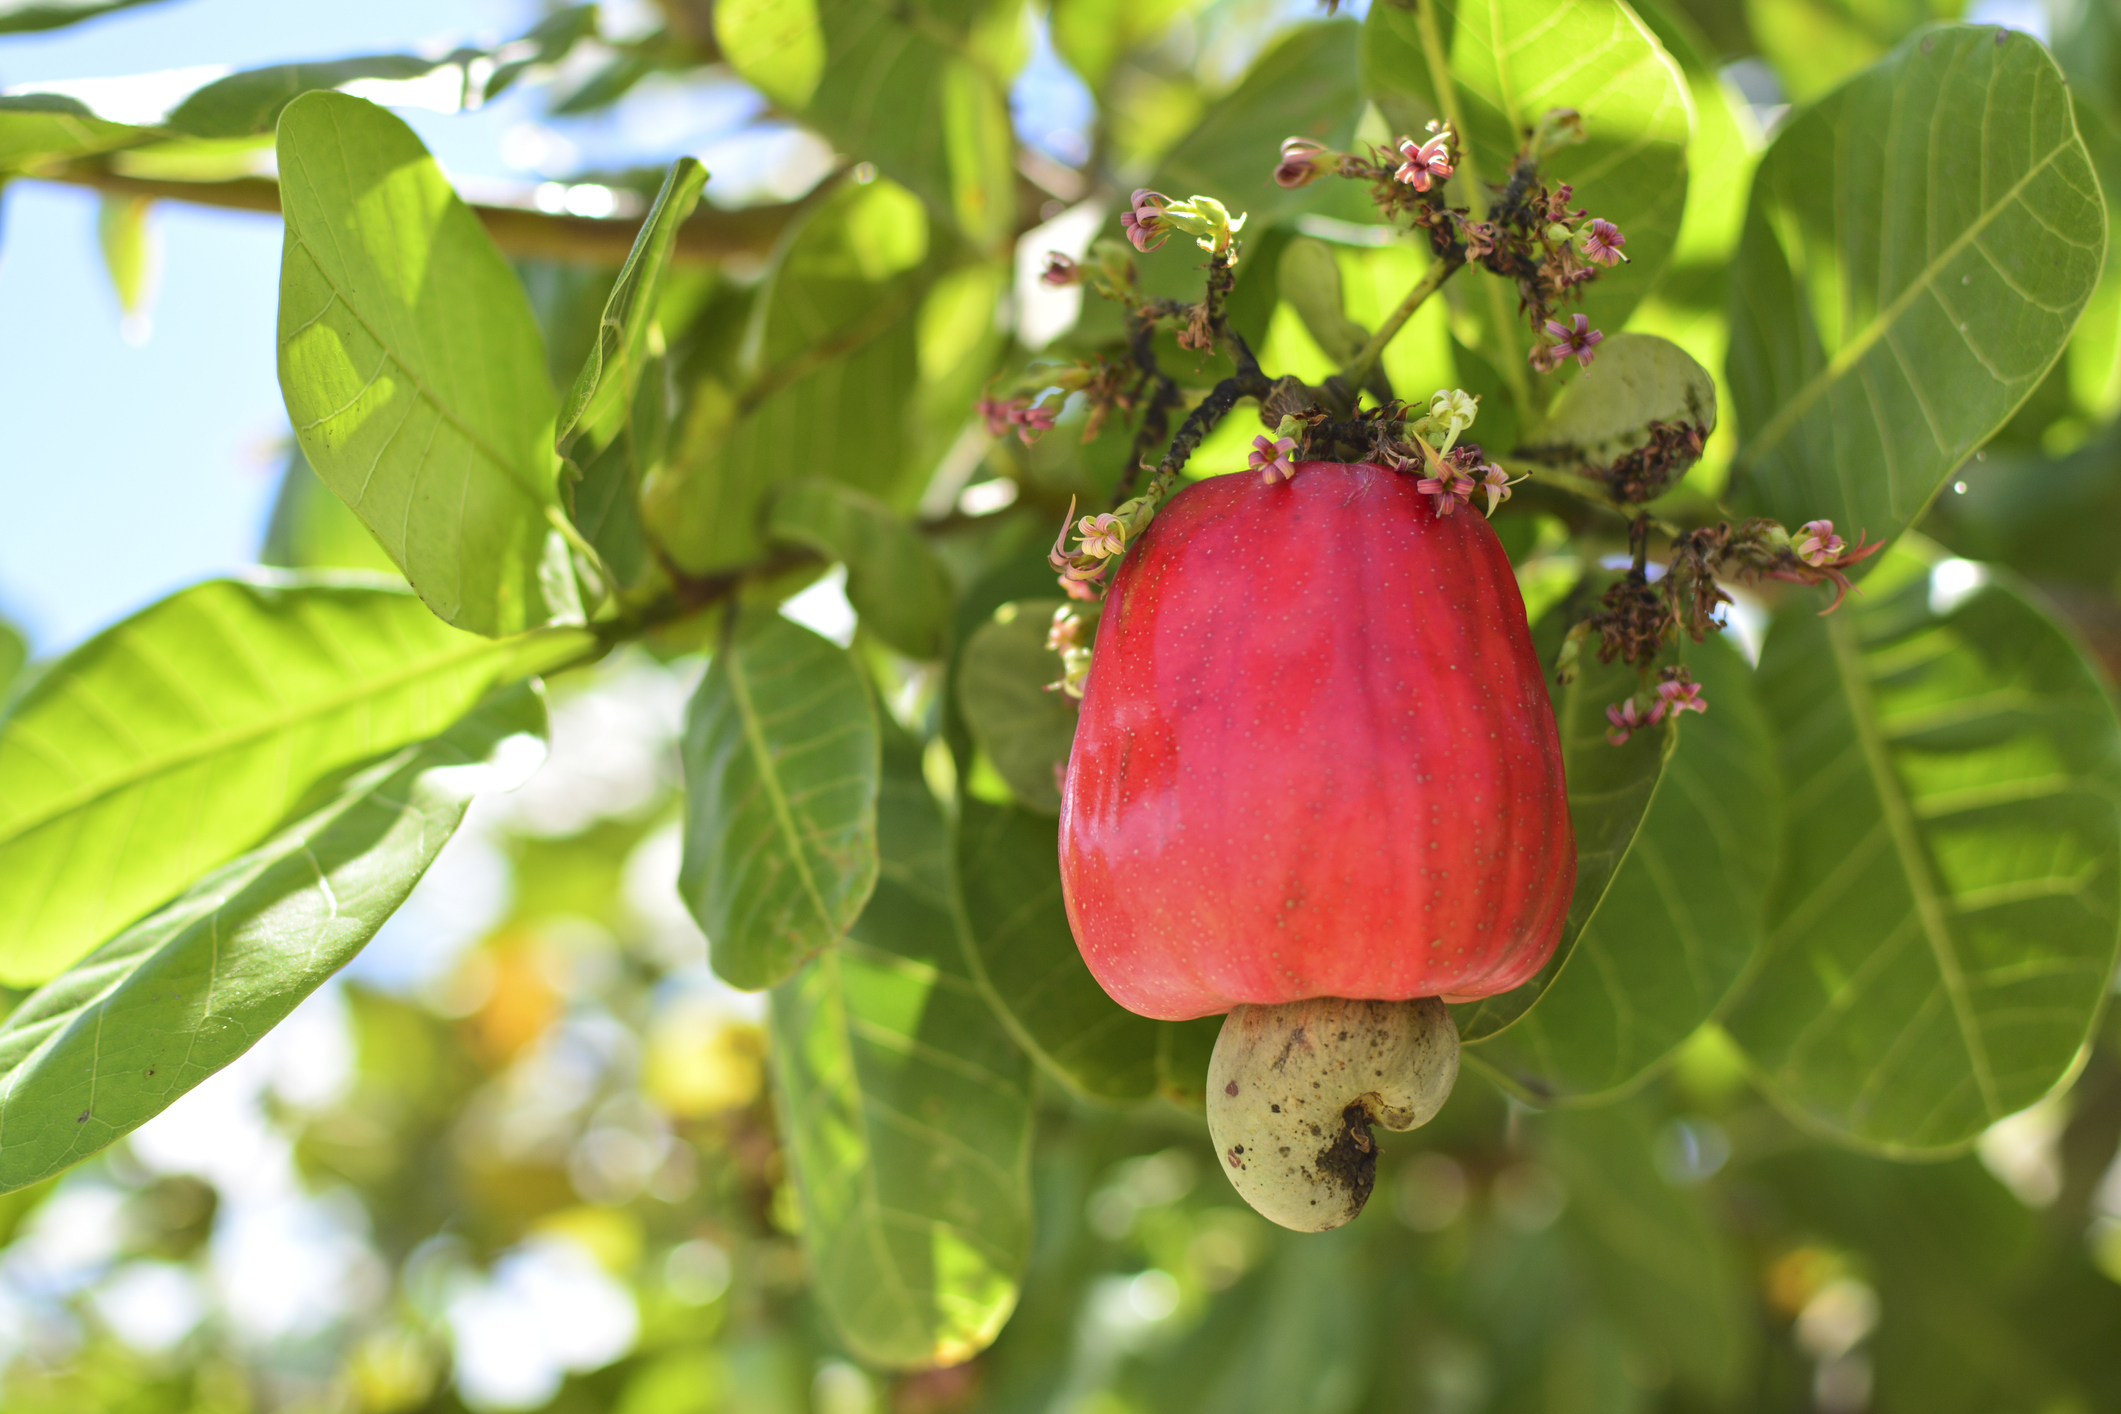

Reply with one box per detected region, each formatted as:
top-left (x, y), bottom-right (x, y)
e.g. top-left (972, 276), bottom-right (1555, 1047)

top-left (1727, 26), bottom-right (2107, 548)
top-left (0, 684), bottom-right (548, 1194)
top-left (1470, 634), bottom-right (1778, 1102)
top-left (954, 600), bottom-right (1078, 813)
top-left (768, 726), bottom-right (1032, 1369)
top-left (1454, 612), bottom-right (1673, 1043)
top-left (0, 578), bottom-right (585, 986)
top-left (680, 614), bottom-right (881, 991)
top-left (1361, 0), bottom-right (1692, 393)
top-left (276, 91), bottom-right (570, 637)
top-left (953, 800), bottom-right (1162, 1102)
top-left (1725, 543), bottom-right (2121, 1154)
top-left (1540, 1105), bottom-right (1755, 1398)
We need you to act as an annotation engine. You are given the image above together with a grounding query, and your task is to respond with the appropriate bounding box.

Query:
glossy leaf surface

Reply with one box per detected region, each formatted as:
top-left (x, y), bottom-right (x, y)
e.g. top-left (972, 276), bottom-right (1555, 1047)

top-left (1471, 635), bottom-right (1778, 1102)
top-left (0, 578), bottom-right (581, 986)
top-left (680, 615), bottom-right (881, 991)
top-left (769, 727), bottom-right (1032, 1369)
top-left (1728, 26), bottom-right (2107, 546)
top-left (277, 92), bottom-right (568, 636)
top-left (1726, 545), bottom-right (2121, 1153)
top-left (0, 685), bottom-right (548, 1193)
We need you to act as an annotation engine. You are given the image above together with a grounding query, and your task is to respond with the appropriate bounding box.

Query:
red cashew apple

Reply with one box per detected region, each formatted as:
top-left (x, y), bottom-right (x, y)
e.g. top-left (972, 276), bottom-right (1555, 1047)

top-left (1057, 461), bottom-right (1574, 1229)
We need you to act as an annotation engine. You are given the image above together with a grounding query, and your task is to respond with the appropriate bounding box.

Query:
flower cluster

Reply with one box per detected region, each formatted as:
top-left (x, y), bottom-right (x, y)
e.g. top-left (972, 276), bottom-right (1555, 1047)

top-left (1121, 190), bottom-right (1249, 258)
top-left (978, 394), bottom-right (1058, 445)
top-left (1596, 419), bottom-right (1708, 504)
top-left (1268, 113), bottom-right (1623, 375)
top-left (1605, 667), bottom-right (1708, 746)
top-left (1049, 493), bottom-right (1159, 599)
top-left (1046, 606), bottom-right (1097, 698)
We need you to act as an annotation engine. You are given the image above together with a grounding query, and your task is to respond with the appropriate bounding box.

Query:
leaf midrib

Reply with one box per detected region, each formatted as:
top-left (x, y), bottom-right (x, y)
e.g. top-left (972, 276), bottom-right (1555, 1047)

top-left (1738, 130), bottom-right (2080, 467)
top-left (0, 632), bottom-right (506, 848)
top-left (1824, 610), bottom-right (2002, 1118)
top-left (723, 642), bottom-right (834, 933)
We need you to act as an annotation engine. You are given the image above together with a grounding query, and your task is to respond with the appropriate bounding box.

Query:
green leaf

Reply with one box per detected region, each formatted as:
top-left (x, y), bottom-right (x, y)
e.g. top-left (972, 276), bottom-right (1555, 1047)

top-left (680, 614), bottom-right (882, 991)
top-left (0, 684), bottom-right (548, 1194)
top-left (1727, 26), bottom-right (2108, 549)
top-left (167, 55), bottom-right (455, 139)
top-left (1155, 1014), bottom-right (1222, 1112)
top-left (764, 481), bottom-right (955, 660)
top-left (767, 725), bottom-right (1032, 1369)
top-left (276, 91), bottom-right (570, 637)
top-left (1454, 609), bottom-right (1673, 1043)
top-left (954, 799), bottom-right (1161, 1102)
top-left (716, 0), bottom-right (1016, 246)
top-left (1468, 634), bottom-right (1778, 1103)
top-left (1361, 0), bottom-right (1692, 395)
top-left (1725, 542), bottom-right (2121, 1154)
top-left (0, 578), bottom-right (585, 987)
top-left (558, 158), bottom-right (708, 458)
top-left (555, 158), bottom-right (707, 596)
top-left (0, 0), bottom-right (169, 31)
top-left (954, 600), bottom-right (1078, 813)
top-left (1541, 1104), bottom-right (1755, 1398)
top-left (95, 194), bottom-right (155, 320)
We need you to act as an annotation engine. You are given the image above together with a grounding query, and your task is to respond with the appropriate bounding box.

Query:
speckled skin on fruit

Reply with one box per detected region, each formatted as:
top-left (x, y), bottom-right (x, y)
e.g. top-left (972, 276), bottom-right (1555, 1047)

top-left (1206, 996), bottom-right (1459, 1231)
top-left (1058, 462), bottom-right (1573, 1021)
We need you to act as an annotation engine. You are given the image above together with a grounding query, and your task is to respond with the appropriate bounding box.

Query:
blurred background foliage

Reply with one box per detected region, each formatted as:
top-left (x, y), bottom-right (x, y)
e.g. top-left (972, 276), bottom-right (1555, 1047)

top-left (2, 0), bottom-right (2121, 1410)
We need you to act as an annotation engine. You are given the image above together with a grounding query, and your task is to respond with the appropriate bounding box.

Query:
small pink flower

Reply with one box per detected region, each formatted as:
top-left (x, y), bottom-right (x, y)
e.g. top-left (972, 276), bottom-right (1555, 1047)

top-left (1542, 313), bottom-right (1603, 369)
top-left (1249, 434), bottom-right (1298, 484)
top-left (1076, 513), bottom-right (1128, 558)
top-left (1477, 463), bottom-right (1519, 516)
top-left (1656, 678), bottom-right (1707, 716)
top-left (1605, 697), bottom-right (1649, 746)
top-left (1039, 251), bottom-right (1081, 287)
top-left (1416, 471), bottom-right (1475, 516)
top-left (1795, 519), bottom-right (1845, 567)
top-left (1012, 402), bottom-right (1057, 445)
top-left (1274, 137), bottom-right (1330, 189)
top-left (1394, 133), bottom-right (1453, 191)
top-left (1121, 190), bottom-right (1174, 253)
top-left (977, 397), bottom-right (1015, 438)
top-left (1580, 218), bottom-right (1627, 266)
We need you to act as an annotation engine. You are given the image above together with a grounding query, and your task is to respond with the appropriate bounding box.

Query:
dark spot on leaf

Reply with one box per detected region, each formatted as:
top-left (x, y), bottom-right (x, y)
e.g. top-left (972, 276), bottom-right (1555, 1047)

top-left (1270, 1103), bottom-right (1281, 1113)
top-left (76, 1110), bottom-right (90, 1123)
